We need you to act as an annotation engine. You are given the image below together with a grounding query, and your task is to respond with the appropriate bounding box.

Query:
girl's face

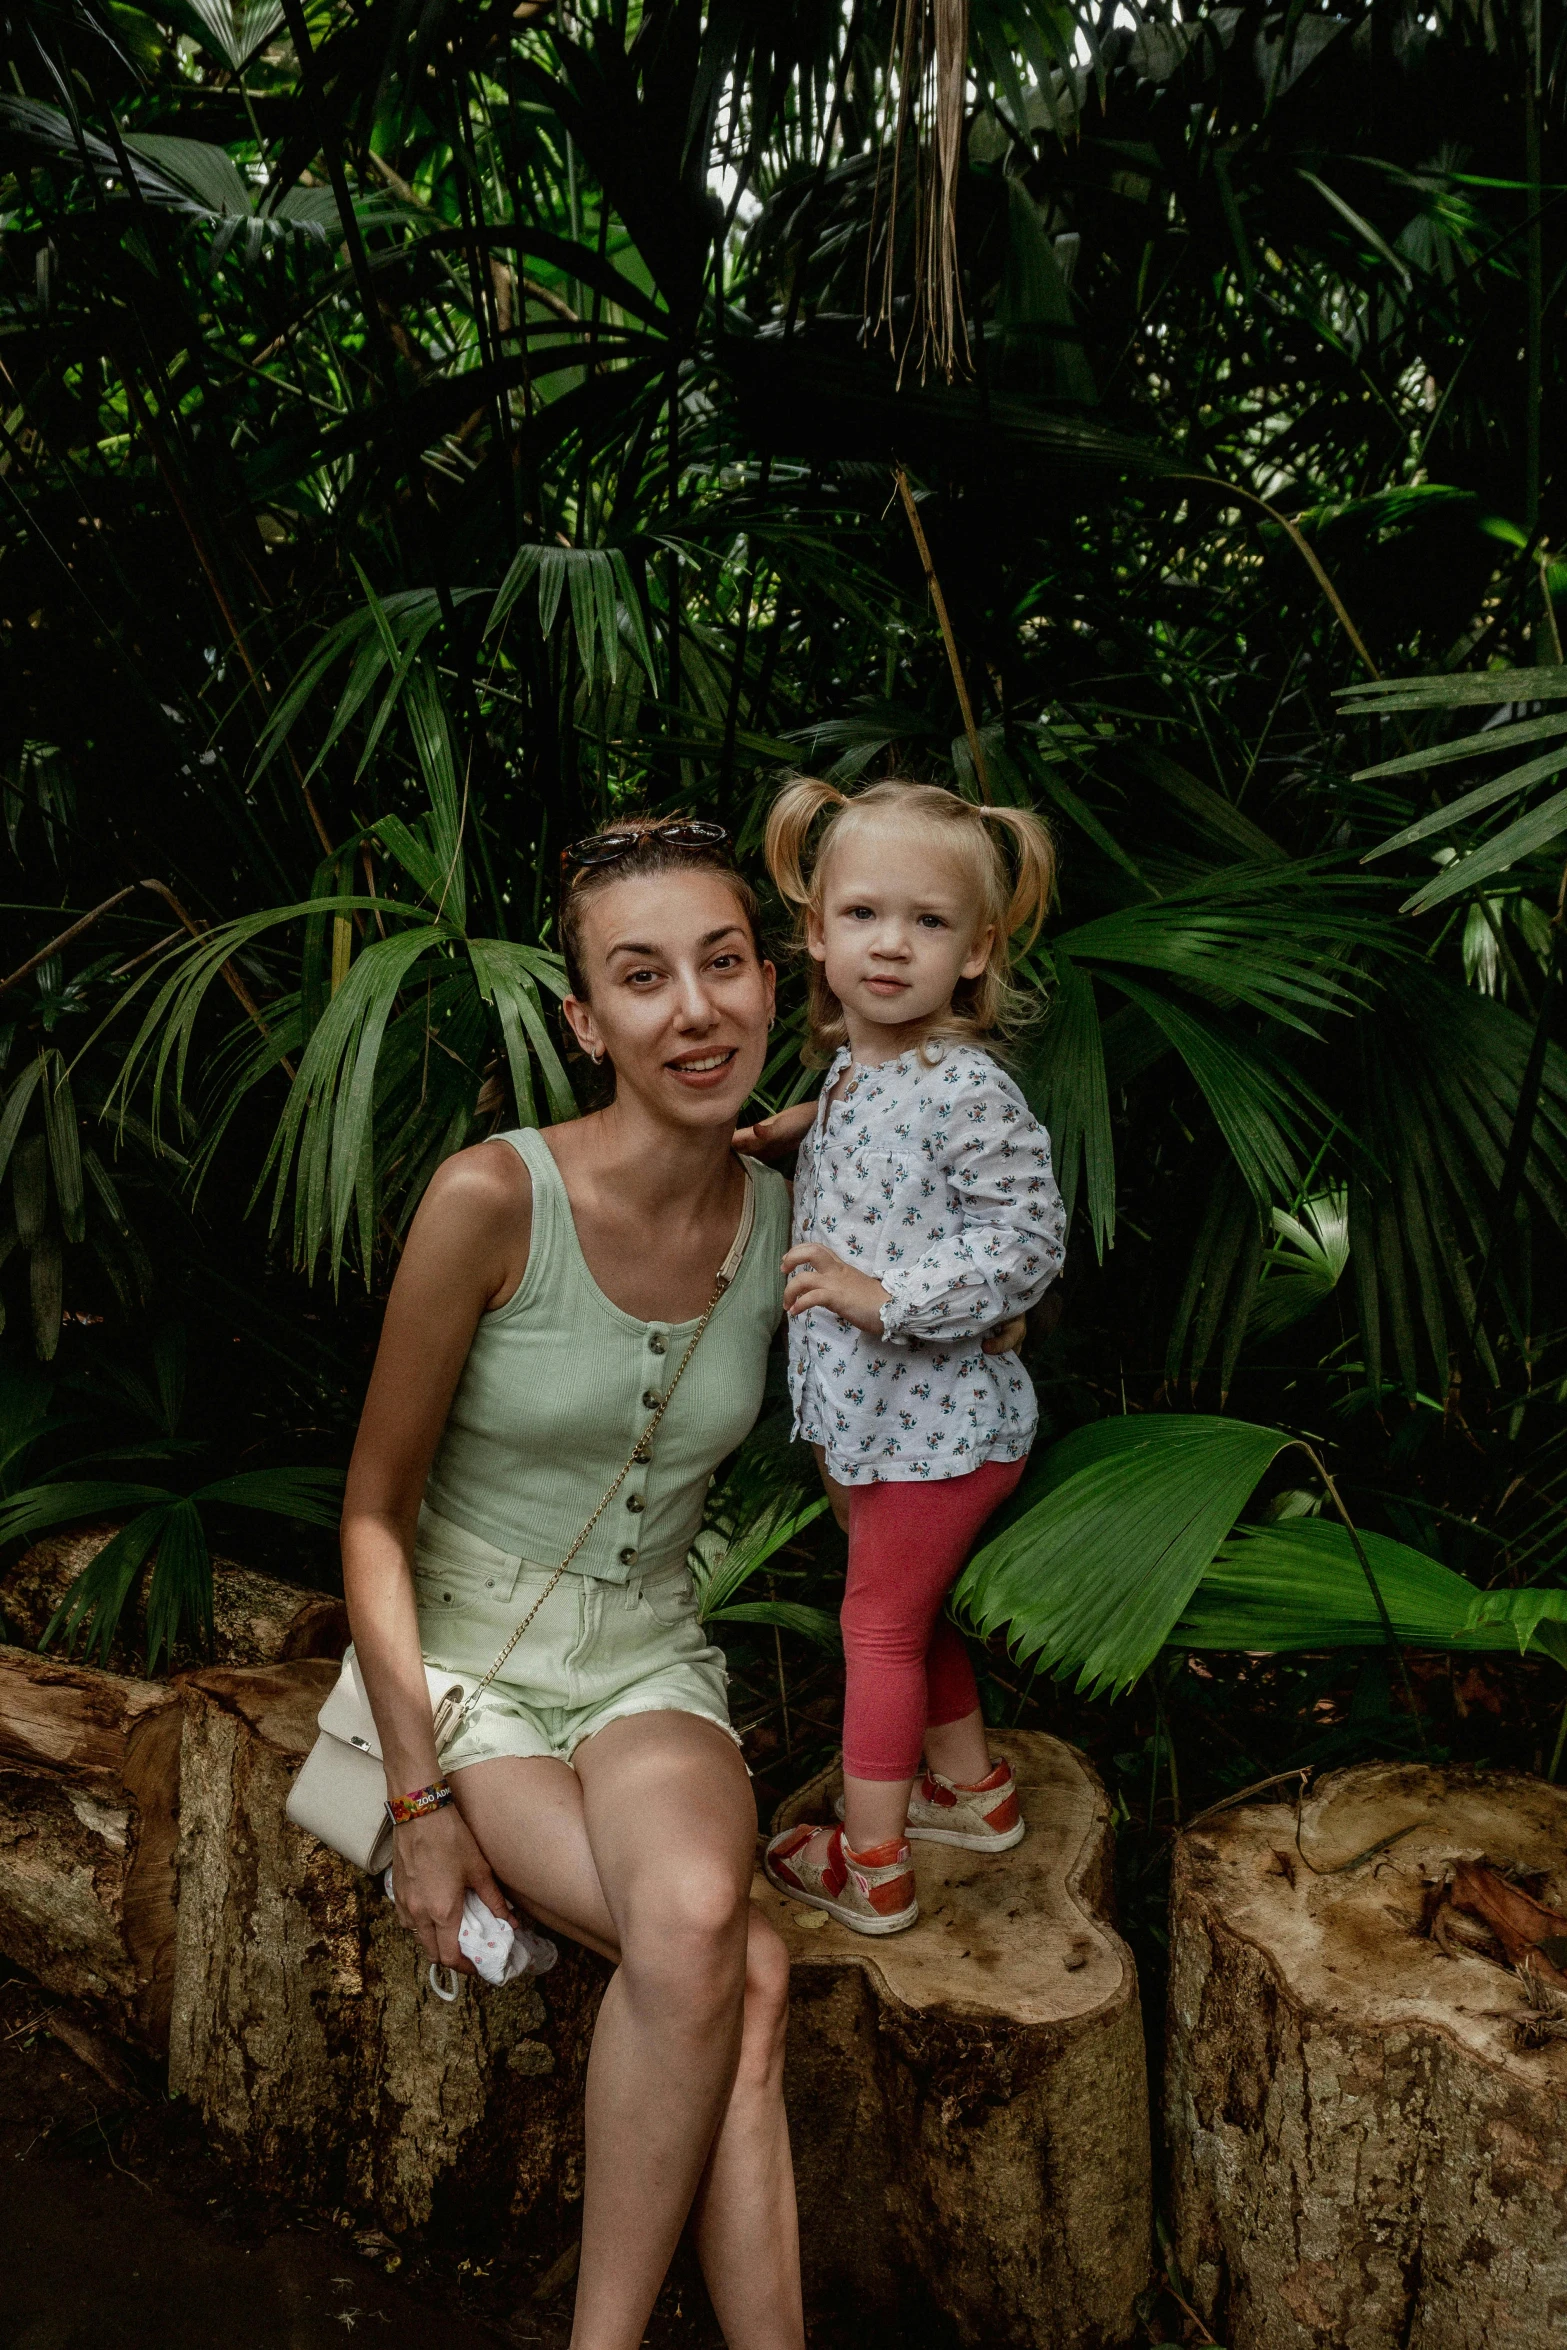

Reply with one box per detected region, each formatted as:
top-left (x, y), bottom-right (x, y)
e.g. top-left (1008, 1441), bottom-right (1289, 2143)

top-left (564, 867), bottom-right (775, 1131)
top-left (807, 821), bottom-right (993, 1051)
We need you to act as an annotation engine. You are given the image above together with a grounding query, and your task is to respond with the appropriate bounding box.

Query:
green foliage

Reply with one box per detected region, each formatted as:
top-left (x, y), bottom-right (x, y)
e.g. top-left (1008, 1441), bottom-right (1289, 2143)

top-left (2, 1462), bottom-right (342, 1666)
top-left (956, 1416), bottom-right (1297, 1697)
top-left (691, 1407), bottom-right (837, 1645)
top-left (1347, 670), bottom-right (1567, 914)
top-left (960, 1421), bottom-right (1567, 1697)
top-left (1178, 1519), bottom-right (1567, 1669)
top-left (2, 0), bottom-right (1566, 1682)
top-left (0, 1343), bottom-right (342, 1661)
top-left (1250, 1192), bottom-right (1350, 1340)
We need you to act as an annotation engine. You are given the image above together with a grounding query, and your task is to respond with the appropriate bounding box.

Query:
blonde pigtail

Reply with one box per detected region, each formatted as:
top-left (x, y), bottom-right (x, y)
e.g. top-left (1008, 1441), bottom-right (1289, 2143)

top-left (979, 804), bottom-right (1056, 947)
top-left (765, 772), bottom-right (1054, 1062)
top-left (763, 776), bottom-right (849, 908)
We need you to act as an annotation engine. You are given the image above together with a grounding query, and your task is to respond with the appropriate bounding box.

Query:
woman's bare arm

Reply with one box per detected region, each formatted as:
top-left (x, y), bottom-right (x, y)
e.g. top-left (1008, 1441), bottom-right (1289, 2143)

top-left (340, 1140), bottom-right (530, 1964)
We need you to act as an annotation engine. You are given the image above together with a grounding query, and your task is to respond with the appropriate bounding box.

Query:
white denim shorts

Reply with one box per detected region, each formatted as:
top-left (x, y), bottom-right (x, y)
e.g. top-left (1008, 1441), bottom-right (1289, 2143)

top-left (413, 1505), bottom-right (739, 1770)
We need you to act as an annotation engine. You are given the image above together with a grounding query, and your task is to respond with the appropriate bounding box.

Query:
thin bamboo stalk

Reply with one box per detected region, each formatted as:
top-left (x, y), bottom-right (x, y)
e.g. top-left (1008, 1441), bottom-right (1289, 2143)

top-left (893, 464), bottom-right (988, 794)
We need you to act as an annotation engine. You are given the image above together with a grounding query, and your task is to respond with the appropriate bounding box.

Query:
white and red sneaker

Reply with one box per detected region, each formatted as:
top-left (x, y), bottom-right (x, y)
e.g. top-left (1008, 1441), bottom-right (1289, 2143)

top-left (906, 1759), bottom-right (1026, 1851)
top-left (763, 1823), bottom-right (919, 1935)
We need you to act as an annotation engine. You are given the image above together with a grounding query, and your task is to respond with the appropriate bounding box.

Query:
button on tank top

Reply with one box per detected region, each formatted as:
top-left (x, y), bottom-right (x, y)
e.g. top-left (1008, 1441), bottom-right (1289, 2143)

top-left (423, 1129), bottom-right (791, 1583)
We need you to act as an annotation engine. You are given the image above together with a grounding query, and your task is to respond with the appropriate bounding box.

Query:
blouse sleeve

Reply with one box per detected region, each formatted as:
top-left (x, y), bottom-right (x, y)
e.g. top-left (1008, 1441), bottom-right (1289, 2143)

top-left (877, 1069), bottom-right (1066, 1343)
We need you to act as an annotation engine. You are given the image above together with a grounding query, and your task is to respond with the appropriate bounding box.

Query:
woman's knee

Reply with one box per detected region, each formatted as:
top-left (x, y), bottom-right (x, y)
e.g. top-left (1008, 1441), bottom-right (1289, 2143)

top-left (620, 1865), bottom-right (751, 2011)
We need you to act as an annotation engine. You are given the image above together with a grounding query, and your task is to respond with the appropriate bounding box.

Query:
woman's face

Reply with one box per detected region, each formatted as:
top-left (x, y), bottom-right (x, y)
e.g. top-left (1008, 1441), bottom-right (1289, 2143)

top-left (563, 867), bottom-right (775, 1132)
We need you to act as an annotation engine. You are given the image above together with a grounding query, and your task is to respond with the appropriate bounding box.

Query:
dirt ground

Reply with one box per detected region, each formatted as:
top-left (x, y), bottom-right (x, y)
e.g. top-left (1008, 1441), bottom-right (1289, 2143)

top-left (0, 1963), bottom-right (727, 2350)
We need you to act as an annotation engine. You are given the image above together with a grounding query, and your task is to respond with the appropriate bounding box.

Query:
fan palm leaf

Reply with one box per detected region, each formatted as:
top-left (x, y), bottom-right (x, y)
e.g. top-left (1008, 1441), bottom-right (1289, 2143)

top-left (1173, 1519), bottom-right (1565, 1659)
top-left (955, 1415), bottom-right (1299, 1698)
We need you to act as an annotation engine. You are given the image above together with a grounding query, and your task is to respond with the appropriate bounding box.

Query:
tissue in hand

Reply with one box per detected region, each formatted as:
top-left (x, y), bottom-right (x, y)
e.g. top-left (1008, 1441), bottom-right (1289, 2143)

top-left (384, 1870), bottom-right (558, 1987)
top-left (458, 1890), bottom-right (558, 1985)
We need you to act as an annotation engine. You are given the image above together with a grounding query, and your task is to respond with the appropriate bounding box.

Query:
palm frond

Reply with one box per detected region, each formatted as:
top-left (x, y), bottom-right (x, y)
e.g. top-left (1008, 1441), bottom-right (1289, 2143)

top-left (1177, 1520), bottom-right (1567, 1662)
top-left (955, 1414), bottom-right (1297, 1697)
top-left (190, 1465), bottom-right (346, 1525)
top-left (1059, 869), bottom-right (1384, 1036)
top-left (693, 1491), bottom-right (830, 1620)
top-left (42, 1505), bottom-right (174, 1665)
top-left (704, 1598), bottom-right (840, 1647)
top-left (1338, 668), bottom-right (1567, 714)
top-left (1021, 949), bottom-right (1115, 1260)
top-left (0, 1478), bottom-right (176, 1549)
top-left (163, 0), bottom-right (286, 73)
top-left (1249, 1191), bottom-right (1350, 1338)
top-left (1107, 979), bottom-right (1318, 1207)
top-left (488, 544), bottom-right (657, 687)
top-left (261, 924), bottom-right (455, 1279)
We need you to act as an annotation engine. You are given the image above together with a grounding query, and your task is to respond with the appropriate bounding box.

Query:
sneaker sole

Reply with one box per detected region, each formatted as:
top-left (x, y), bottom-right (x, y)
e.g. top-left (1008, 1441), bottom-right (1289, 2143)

top-left (762, 1859), bottom-right (920, 1936)
top-left (907, 1816), bottom-right (1027, 1852)
top-left (831, 1791), bottom-right (1028, 1854)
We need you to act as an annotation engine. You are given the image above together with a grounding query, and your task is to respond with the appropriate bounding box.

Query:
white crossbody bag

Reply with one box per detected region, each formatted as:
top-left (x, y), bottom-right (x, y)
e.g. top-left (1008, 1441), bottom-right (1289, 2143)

top-left (286, 1170), bottom-right (755, 1873)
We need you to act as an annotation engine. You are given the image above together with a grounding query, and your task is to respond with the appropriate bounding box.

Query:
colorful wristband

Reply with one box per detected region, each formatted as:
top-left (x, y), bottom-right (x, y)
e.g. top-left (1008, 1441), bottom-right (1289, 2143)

top-left (385, 1779), bottom-right (453, 1827)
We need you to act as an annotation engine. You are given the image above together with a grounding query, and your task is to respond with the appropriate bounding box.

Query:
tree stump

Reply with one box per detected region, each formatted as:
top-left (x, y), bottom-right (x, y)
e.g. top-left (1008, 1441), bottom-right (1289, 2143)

top-left (168, 1662), bottom-right (608, 2251)
top-left (1167, 1762), bottom-right (1567, 2350)
top-left (0, 1532), bottom-right (346, 2052)
top-left (0, 1644), bottom-right (183, 2048)
top-left (0, 1523), bottom-right (349, 1673)
top-left (759, 1729), bottom-right (1151, 2348)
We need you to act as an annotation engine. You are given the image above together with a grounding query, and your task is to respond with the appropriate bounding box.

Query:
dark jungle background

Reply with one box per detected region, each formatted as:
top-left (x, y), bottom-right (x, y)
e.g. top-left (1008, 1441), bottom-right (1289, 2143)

top-left (5, 0), bottom-right (1567, 2124)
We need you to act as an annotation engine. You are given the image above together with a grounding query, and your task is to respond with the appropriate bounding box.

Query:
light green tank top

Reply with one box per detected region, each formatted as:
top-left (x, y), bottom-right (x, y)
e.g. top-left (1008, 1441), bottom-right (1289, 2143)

top-left (423, 1130), bottom-right (790, 1583)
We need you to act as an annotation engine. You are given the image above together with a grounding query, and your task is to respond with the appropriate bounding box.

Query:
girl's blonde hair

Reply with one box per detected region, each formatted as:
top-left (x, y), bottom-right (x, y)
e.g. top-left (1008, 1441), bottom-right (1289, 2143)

top-left (764, 777), bottom-right (1055, 1061)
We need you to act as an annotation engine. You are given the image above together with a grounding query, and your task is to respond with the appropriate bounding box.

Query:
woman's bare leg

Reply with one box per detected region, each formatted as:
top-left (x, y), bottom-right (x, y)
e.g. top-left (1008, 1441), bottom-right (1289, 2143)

top-left (569, 1713), bottom-right (754, 2345)
top-left (453, 1750), bottom-right (620, 1955)
top-left (450, 1716), bottom-right (801, 2350)
top-left (689, 1917), bottom-right (799, 2346)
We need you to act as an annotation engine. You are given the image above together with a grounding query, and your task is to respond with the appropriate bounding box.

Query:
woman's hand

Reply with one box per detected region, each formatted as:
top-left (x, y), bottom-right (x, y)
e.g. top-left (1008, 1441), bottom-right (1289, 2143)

top-left (734, 1099), bottom-right (817, 1161)
top-left (391, 1804), bottom-right (516, 1976)
top-left (782, 1242), bottom-right (891, 1334)
top-left (981, 1314), bottom-right (1028, 1356)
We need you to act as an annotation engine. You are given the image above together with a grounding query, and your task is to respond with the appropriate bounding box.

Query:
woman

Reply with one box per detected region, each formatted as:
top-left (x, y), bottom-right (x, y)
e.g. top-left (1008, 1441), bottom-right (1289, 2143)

top-left (341, 820), bottom-right (801, 2350)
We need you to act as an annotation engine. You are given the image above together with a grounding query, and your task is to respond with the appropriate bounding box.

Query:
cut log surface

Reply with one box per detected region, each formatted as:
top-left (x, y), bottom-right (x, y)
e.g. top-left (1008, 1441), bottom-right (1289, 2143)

top-left (759, 1730), bottom-right (1151, 2348)
top-left (0, 1523), bottom-right (349, 1674)
top-left (1168, 1762), bottom-right (1567, 2350)
top-left (0, 1644), bottom-right (182, 2047)
top-left (168, 1663), bottom-right (607, 2250)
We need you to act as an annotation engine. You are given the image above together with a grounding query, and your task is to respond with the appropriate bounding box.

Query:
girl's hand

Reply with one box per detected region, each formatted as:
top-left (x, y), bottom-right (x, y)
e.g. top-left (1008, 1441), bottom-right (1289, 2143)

top-left (390, 1804), bottom-right (516, 1976)
top-left (734, 1099), bottom-right (817, 1161)
top-left (782, 1242), bottom-right (891, 1334)
top-left (982, 1314), bottom-right (1027, 1356)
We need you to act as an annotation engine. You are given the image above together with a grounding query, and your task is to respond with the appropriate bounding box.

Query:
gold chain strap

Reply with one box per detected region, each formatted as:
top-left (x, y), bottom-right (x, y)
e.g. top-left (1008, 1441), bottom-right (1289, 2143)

top-left (441, 1170), bottom-right (755, 1744)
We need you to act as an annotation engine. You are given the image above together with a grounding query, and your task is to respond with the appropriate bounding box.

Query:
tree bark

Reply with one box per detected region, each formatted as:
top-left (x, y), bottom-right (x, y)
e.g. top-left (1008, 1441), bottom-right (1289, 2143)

top-left (0, 1645), bottom-right (183, 2048)
top-left (762, 1729), bottom-right (1151, 2348)
top-left (1167, 1761), bottom-right (1567, 2350)
top-left (167, 1662), bottom-right (607, 2251)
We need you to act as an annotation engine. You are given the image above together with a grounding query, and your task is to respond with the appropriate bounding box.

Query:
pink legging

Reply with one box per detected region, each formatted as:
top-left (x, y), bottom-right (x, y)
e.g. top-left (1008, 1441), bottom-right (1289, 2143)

top-left (841, 1455), bottom-right (1027, 1782)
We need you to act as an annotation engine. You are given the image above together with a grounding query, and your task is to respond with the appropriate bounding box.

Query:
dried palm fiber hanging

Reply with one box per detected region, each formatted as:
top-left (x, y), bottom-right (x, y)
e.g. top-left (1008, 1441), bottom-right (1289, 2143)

top-left (866, 0), bottom-right (972, 381)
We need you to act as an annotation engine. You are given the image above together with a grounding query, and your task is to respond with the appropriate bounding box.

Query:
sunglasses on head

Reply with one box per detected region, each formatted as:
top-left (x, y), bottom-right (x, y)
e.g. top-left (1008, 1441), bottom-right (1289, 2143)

top-left (563, 818), bottom-right (730, 874)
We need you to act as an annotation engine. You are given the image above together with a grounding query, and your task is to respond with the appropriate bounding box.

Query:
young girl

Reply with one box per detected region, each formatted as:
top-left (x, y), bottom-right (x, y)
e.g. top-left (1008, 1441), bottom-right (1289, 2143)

top-left (759, 777), bottom-right (1065, 1936)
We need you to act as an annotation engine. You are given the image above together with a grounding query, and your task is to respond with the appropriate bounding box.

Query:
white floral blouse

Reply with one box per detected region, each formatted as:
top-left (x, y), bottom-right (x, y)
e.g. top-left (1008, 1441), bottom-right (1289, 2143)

top-left (788, 1041), bottom-right (1066, 1484)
